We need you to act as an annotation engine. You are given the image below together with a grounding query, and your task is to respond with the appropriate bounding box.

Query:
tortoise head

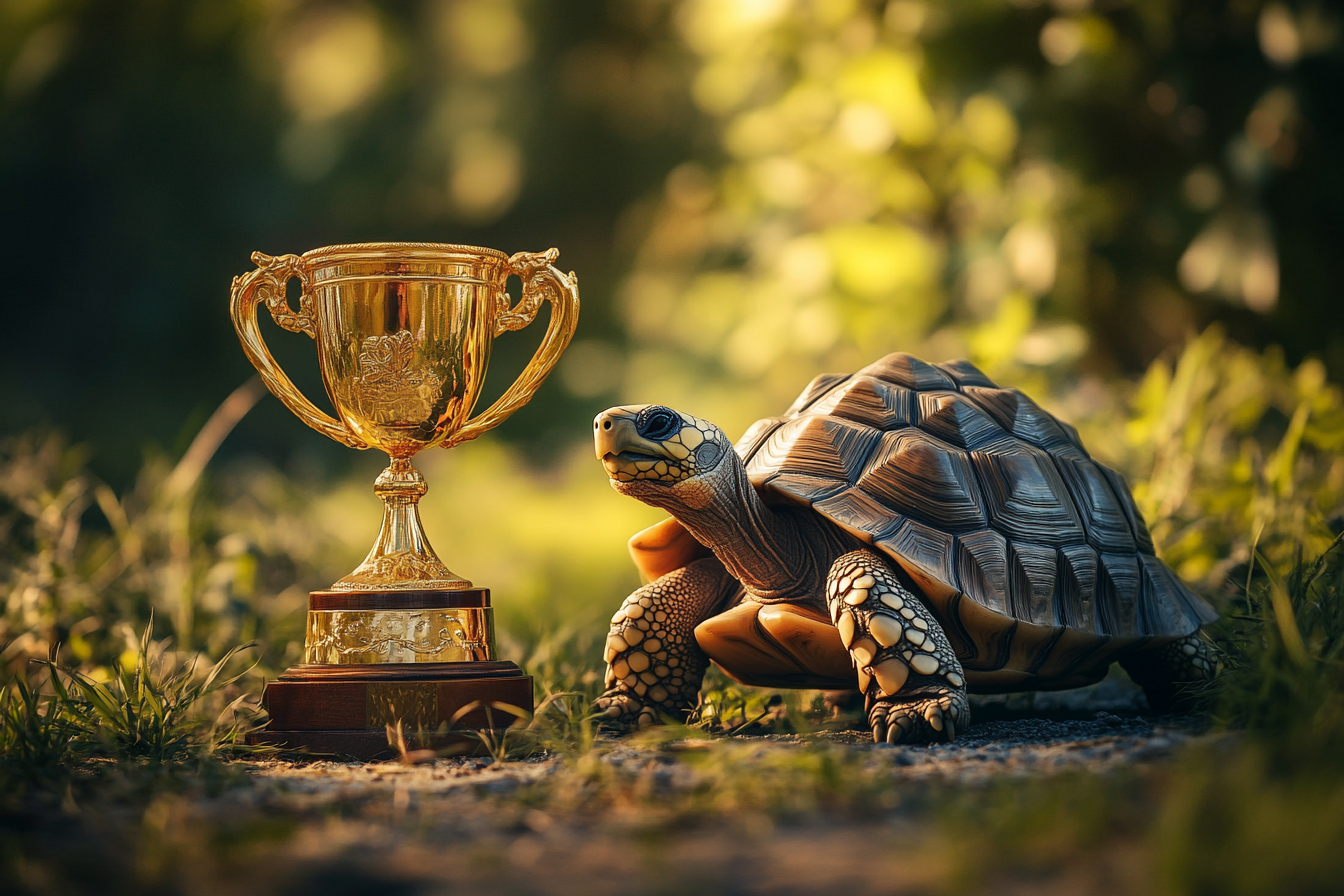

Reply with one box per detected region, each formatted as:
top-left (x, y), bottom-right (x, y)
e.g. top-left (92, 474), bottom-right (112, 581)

top-left (593, 405), bottom-right (733, 502)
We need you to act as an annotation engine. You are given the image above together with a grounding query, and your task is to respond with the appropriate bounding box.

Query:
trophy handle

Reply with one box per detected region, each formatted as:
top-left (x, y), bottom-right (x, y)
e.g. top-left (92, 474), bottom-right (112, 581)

top-left (450, 248), bottom-right (580, 447)
top-left (229, 251), bottom-right (365, 449)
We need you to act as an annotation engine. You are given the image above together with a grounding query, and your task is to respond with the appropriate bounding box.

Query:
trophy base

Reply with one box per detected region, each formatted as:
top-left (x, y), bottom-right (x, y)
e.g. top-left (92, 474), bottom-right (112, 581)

top-left (247, 588), bottom-right (533, 760)
top-left (248, 661), bottom-right (534, 760)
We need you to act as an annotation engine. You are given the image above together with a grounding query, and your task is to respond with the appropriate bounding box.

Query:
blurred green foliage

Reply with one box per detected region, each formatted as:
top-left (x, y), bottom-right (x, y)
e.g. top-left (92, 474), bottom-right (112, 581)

top-left (1113, 326), bottom-right (1344, 588)
top-left (1, 0), bottom-right (1341, 482)
top-left (589, 0), bottom-right (1344, 433)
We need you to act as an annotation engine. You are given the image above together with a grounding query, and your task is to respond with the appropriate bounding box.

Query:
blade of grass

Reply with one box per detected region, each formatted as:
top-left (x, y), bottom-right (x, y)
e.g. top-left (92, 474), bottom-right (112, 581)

top-left (1254, 547), bottom-right (1309, 668)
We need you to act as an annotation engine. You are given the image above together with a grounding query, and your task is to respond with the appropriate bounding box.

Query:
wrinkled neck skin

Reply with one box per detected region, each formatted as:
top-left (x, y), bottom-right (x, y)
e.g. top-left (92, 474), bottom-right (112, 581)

top-left (621, 453), bottom-right (840, 603)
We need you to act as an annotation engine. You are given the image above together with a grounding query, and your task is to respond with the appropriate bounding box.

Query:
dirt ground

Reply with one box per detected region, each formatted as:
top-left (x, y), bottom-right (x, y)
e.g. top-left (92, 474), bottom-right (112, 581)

top-left (3, 701), bottom-right (1196, 896)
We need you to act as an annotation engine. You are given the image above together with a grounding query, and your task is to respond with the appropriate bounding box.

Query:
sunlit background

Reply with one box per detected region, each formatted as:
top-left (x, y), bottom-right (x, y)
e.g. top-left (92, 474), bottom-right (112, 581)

top-left (1, 0), bottom-right (1342, 677)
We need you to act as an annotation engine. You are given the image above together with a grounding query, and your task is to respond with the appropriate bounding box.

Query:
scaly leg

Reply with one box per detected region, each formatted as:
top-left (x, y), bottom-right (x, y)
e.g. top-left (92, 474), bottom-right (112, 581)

top-left (1120, 634), bottom-right (1219, 714)
top-left (594, 557), bottom-right (739, 730)
top-left (825, 550), bottom-right (969, 744)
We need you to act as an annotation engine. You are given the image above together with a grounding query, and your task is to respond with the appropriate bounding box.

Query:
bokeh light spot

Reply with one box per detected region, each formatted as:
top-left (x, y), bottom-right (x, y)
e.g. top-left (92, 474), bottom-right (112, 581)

top-left (1258, 3), bottom-right (1301, 67)
top-left (5, 19), bottom-right (70, 99)
top-left (279, 121), bottom-right (344, 182)
top-left (436, 0), bottom-right (530, 77)
top-left (1146, 82), bottom-right (1178, 116)
top-left (961, 94), bottom-right (1018, 162)
top-left (837, 50), bottom-right (934, 146)
top-left (1181, 166), bottom-right (1222, 212)
top-left (826, 224), bottom-right (936, 300)
top-left (1039, 17), bottom-right (1083, 66)
top-left (449, 130), bottom-right (522, 220)
top-left (837, 102), bottom-right (895, 153)
top-left (281, 8), bottom-right (387, 121)
top-left (1003, 221), bottom-right (1057, 295)
top-left (1178, 212), bottom-right (1279, 311)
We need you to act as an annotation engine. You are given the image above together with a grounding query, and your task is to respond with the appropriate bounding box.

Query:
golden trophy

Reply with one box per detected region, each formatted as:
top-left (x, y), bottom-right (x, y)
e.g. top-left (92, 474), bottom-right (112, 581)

top-left (231, 242), bottom-right (578, 757)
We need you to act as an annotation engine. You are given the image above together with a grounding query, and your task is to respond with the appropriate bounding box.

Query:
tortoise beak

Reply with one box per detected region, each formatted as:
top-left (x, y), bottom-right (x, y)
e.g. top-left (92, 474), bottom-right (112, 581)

top-left (595, 407), bottom-right (646, 462)
top-left (595, 406), bottom-right (677, 479)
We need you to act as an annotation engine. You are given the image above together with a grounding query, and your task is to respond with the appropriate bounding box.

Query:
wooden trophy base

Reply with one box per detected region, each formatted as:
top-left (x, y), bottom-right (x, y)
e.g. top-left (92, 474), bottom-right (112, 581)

top-left (247, 588), bottom-right (533, 760)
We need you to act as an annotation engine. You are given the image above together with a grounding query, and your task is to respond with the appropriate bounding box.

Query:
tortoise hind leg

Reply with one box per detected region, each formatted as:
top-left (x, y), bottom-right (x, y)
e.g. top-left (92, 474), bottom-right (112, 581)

top-left (826, 550), bottom-right (969, 744)
top-left (1119, 634), bottom-right (1219, 714)
top-left (594, 556), bottom-right (738, 731)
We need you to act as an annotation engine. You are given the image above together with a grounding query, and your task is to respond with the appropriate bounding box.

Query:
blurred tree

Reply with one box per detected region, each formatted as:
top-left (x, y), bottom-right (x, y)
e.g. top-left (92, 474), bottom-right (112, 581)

top-left (0, 0), bottom-right (1340, 484)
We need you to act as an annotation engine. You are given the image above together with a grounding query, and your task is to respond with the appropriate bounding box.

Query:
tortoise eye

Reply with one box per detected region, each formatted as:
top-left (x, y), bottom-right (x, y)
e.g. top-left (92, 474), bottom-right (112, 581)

top-left (636, 406), bottom-right (682, 441)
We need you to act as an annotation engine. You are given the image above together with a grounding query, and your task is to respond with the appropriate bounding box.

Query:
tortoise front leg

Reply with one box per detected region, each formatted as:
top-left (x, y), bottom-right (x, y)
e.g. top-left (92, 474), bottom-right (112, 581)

top-left (594, 556), bottom-right (739, 731)
top-left (826, 550), bottom-right (970, 744)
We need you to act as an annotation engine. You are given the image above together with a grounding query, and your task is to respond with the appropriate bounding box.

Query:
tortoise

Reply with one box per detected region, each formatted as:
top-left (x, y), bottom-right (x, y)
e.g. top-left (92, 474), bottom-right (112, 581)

top-left (590, 353), bottom-right (1219, 743)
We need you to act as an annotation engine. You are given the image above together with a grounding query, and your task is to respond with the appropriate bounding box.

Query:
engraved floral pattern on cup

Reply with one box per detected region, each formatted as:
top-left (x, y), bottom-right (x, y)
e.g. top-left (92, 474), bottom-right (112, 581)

top-left (351, 330), bottom-right (446, 426)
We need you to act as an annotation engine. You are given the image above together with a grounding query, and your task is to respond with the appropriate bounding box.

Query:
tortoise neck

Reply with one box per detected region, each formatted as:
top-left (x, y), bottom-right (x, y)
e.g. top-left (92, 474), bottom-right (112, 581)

top-left (669, 456), bottom-right (807, 599)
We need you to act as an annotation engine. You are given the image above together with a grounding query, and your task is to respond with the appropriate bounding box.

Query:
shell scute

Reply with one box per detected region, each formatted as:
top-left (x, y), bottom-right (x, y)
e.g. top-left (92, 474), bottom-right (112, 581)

top-left (858, 353), bottom-right (956, 391)
top-left (857, 429), bottom-right (987, 532)
top-left (807, 375), bottom-right (918, 430)
top-left (1138, 554), bottom-right (1218, 633)
top-left (962, 386), bottom-right (1086, 458)
top-left (1097, 552), bottom-right (1142, 635)
top-left (876, 518), bottom-right (957, 594)
top-left (936, 359), bottom-right (997, 388)
top-left (917, 390), bottom-right (1011, 450)
top-left (811, 489), bottom-right (896, 545)
top-left (1057, 418), bottom-right (1085, 449)
top-left (747, 415), bottom-right (879, 488)
top-left (1009, 540), bottom-right (1058, 625)
top-left (970, 442), bottom-right (1086, 545)
top-left (1054, 455), bottom-right (1137, 554)
top-left (735, 416), bottom-right (788, 465)
top-left (783, 372), bottom-right (851, 416)
top-left (1098, 465), bottom-right (1156, 554)
top-left (1056, 543), bottom-right (1099, 631)
top-left (954, 530), bottom-right (1010, 616)
top-left (763, 471), bottom-right (849, 505)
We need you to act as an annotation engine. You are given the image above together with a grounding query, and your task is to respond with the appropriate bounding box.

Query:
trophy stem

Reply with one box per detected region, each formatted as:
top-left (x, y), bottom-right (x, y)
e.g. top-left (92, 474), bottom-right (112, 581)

top-left (330, 457), bottom-right (472, 592)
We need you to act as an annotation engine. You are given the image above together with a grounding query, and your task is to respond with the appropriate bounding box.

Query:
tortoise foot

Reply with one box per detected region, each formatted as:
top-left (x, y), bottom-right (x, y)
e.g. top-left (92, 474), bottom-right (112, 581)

top-left (593, 689), bottom-right (667, 733)
top-left (870, 689), bottom-right (969, 744)
top-left (825, 550), bottom-right (970, 742)
top-left (1121, 633), bottom-right (1220, 714)
top-left (598, 558), bottom-right (733, 734)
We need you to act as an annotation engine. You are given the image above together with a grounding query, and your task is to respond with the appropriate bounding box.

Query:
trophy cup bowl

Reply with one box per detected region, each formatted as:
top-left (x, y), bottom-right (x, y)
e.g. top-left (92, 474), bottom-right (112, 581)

top-left (231, 242), bottom-right (578, 757)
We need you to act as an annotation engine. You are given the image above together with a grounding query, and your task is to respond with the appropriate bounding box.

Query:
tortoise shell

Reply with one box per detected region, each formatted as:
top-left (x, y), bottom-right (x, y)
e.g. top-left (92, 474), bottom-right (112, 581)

top-left (727, 353), bottom-right (1216, 639)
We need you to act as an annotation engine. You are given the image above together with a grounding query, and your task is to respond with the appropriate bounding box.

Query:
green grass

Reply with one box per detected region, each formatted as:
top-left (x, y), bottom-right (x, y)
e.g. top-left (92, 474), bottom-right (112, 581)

top-left (1152, 532), bottom-right (1344, 896)
top-left (0, 663), bottom-right (82, 773)
top-left (1, 614), bottom-right (262, 778)
top-left (1212, 533), bottom-right (1344, 751)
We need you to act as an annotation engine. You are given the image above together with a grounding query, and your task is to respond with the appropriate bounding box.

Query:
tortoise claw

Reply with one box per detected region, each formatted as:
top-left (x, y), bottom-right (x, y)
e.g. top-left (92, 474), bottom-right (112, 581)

top-left (592, 690), bottom-right (664, 733)
top-left (592, 690), bottom-right (641, 732)
top-left (869, 691), bottom-right (969, 745)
